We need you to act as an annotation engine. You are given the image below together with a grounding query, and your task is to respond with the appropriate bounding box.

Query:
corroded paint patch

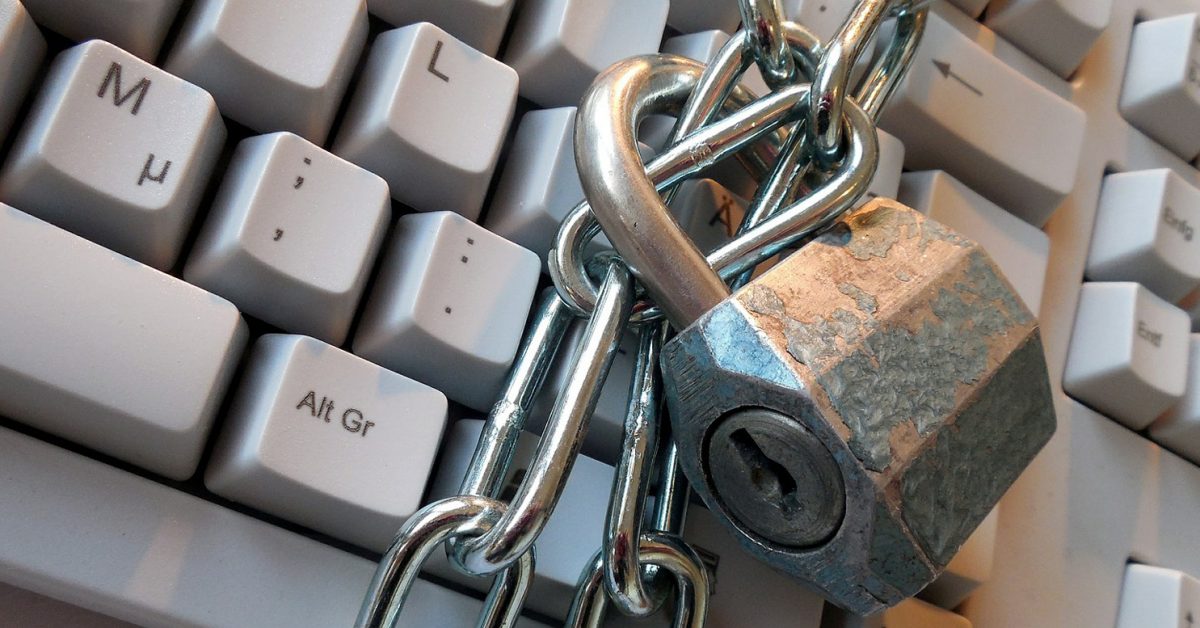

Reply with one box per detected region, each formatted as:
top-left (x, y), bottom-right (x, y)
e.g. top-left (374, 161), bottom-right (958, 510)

top-left (838, 282), bottom-right (878, 316)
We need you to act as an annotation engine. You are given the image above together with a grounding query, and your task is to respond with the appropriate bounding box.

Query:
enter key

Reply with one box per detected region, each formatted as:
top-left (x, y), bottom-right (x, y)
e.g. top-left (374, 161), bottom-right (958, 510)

top-left (880, 10), bottom-right (1086, 227)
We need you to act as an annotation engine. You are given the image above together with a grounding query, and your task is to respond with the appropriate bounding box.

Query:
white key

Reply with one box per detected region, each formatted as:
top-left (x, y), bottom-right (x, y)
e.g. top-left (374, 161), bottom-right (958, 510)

top-left (485, 107), bottom-right (585, 263)
top-left (1115, 564), bottom-right (1200, 628)
top-left (206, 334), bottom-right (448, 552)
top-left (503, 0), bottom-right (669, 107)
top-left (899, 170), bottom-right (1051, 313)
top-left (335, 23), bottom-right (517, 220)
top-left (486, 106), bottom-right (647, 263)
top-left (985, 0), bottom-right (1113, 78)
top-left (0, 40), bottom-right (225, 271)
top-left (1119, 14), bottom-right (1200, 161)
top-left (527, 326), bottom-right (638, 465)
top-left (366, 0), bottom-right (514, 57)
top-left (669, 179), bottom-right (747, 255)
top-left (867, 129), bottom-right (905, 202)
top-left (166, 0), bottom-right (366, 144)
top-left (666, 1), bottom-right (740, 33)
top-left (1086, 169), bottom-right (1200, 304)
top-left (0, 1), bottom-right (44, 146)
top-left (0, 204), bottom-right (247, 480)
top-left (185, 132), bottom-right (389, 345)
top-left (424, 419), bottom-right (611, 620)
top-left (1063, 282), bottom-right (1189, 430)
top-left (0, 425), bottom-right (550, 627)
top-left (1151, 335), bottom-right (1200, 466)
top-left (353, 211), bottom-right (541, 411)
top-left (879, 10), bottom-right (1086, 227)
top-left (918, 507), bottom-right (998, 609)
top-left (21, 0), bottom-right (180, 61)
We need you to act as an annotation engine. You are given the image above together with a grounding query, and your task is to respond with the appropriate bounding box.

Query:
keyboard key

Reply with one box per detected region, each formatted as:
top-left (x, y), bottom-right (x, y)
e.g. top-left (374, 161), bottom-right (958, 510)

top-left (0, 204), bottom-right (247, 480)
top-left (165, 0), bottom-right (366, 144)
top-left (985, 0), bottom-right (1113, 77)
top-left (1086, 169), bottom-right (1200, 304)
top-left (206, 334), bottom-right (448, 552)
top-left (879, 10), bottom-right (1086, 227)
top-left (918, 507), bottom-right (997, 609)
top-left (0, 1), bottom-right (44, 145)
top-left (185, 132), bottom-right (389, 345)
top-left (503, 0), bottom-right (669, 107)
top-left (1151, 334), bottom-right (1200, 466)
top-left (353, 211), bottom-right (541, 411)
top-left (1119, 13), bottom-right (1200, 161)
top-left (666, 1), bottom-right (740, 33)
top-left (0, 424), bottom-right (550, 627)
top-left (868, 129), bottom-right (905, 202)
top-left (900, 170), bottom-right (1051, 313)
top-left (21, 0), bottom-right (180, 61)
top-left (484, 107), bottom-right (585, 263)
top-left (1063, 282), bottom-right (1189, 430)
top-left (335, 23), bottom-right (517, 220)
top-left (424, 419), bottom-right (611, 620)
top-left (0, 40), bottom-right (225, 270)
top-left (1115, 564), bottom-right (1200, 628)
top-left (366, 0), bottom-right (514, 57)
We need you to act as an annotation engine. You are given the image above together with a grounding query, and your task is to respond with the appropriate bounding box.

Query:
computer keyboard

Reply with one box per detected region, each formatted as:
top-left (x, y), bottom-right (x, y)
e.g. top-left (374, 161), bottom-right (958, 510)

top-left (1, 0), bottom-right (1199, 627)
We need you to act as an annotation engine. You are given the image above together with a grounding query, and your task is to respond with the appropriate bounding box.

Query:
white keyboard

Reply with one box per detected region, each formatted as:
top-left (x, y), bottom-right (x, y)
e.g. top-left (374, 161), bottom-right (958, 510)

top-left (2, 0), bottom-right (1200, 627)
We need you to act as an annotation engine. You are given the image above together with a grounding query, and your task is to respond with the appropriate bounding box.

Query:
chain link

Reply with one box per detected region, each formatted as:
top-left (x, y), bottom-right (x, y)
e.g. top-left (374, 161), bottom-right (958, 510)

top-left (358, 1), bottom-right (928, 625)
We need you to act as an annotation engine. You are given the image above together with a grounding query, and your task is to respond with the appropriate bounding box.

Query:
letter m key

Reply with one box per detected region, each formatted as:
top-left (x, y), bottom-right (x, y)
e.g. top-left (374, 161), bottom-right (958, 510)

top-left (97, 62), bottom-right (151, 115)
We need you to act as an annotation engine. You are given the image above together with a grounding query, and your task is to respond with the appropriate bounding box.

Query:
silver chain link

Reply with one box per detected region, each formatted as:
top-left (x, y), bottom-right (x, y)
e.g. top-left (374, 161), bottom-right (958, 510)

top-left (358, 1), bottom-right (928, 625)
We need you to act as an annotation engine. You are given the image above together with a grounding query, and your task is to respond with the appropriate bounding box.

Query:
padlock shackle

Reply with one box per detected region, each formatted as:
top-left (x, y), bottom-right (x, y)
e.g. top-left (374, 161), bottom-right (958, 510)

top-left (576, 56), bottom-right (733, 328)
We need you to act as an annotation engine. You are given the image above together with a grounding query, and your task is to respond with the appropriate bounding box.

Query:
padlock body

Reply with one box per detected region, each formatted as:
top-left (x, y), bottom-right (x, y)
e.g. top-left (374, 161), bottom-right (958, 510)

top-left (661, 199), bottom-right (1056, 614)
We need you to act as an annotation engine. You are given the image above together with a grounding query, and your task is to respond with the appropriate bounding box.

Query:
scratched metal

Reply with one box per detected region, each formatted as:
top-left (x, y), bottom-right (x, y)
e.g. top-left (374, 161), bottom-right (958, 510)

top-left (661, 198), bottom-right (1056, 614)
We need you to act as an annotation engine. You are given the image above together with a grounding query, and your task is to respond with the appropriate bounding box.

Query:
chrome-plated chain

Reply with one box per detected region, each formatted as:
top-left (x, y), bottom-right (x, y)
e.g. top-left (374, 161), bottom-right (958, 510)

top-left (358, 1), bottom-right (927, 625)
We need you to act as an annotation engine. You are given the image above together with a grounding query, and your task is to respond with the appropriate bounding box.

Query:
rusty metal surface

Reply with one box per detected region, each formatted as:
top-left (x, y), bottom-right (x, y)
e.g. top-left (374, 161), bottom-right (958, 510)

top-left (661, 198), bottom-right (1056, 614)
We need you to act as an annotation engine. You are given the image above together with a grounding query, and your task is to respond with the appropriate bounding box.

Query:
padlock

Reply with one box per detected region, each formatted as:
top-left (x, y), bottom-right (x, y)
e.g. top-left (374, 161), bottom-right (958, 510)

top-left (574, 58), bottom-right (1057, 615)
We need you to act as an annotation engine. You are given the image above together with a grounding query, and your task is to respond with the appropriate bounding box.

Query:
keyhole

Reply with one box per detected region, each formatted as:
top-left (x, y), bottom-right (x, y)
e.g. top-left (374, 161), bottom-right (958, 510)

top-left (730, 428), bottom-right (801, 515)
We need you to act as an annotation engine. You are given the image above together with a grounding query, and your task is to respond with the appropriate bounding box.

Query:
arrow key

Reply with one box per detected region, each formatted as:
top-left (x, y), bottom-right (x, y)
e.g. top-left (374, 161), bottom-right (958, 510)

top-left (879, 10), bottom-right (1086, 227)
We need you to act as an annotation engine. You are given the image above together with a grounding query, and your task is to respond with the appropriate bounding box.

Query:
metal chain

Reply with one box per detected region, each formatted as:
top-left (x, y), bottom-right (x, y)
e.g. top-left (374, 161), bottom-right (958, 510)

top-left (358, 1), bottom-right (928, 625)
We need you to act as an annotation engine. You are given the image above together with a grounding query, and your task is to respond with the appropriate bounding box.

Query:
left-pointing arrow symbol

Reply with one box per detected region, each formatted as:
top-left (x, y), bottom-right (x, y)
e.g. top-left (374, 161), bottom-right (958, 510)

top-left (933, 59), bottom-right (983, 97)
